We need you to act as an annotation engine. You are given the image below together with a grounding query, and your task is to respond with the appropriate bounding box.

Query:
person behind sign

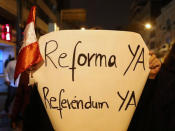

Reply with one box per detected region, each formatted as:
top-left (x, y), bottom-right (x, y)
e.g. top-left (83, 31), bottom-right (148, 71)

top-left (128, 43), bottom-right (175, 131)
top-left (4, 58), bottom-right (20, 114)
top-left (4, 54), bottom-right (14, 68)
top-left (10, 66), bottom-right (54, 131)
top-left (128, 51), bottom-right (161, 131)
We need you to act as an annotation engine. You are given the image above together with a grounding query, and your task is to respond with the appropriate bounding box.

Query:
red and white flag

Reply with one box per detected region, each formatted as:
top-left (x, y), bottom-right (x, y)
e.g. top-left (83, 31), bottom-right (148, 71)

top-left (14, 6), bottom-right (43, 81)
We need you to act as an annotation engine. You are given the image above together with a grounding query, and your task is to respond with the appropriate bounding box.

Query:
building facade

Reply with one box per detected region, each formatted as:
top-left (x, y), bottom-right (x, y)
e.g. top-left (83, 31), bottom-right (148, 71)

top-left (0, 0), bottom-right (59, 74)
top-left (129, 0), bottom-right (172, 49)
top-left (154, 0), bottom-right (175, 58)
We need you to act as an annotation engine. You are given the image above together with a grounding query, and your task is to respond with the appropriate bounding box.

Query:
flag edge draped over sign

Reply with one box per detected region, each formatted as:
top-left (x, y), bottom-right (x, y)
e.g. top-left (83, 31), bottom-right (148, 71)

top-left (14, 6), bottom-right (43, 81)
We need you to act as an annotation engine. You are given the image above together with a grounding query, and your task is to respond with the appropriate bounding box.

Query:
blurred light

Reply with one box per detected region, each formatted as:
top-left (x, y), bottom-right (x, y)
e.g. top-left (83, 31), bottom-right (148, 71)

top-left (1, 33), bottom-right (5, 40)
top-left (145, 23), bottom-right (152, 29)
top-left (6, 24), bottom-right (10, 32)
top-left (81, 27), bottom-right (86, 30)
top-left (6, 33), bottom-right (10, 40)
top-left (1, 24), bottom-right (11, 41)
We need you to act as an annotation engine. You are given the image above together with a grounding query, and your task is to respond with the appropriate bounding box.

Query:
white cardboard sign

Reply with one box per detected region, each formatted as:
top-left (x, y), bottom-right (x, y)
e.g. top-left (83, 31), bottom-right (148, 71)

top-left (34, 30), bottom-right (149, 131)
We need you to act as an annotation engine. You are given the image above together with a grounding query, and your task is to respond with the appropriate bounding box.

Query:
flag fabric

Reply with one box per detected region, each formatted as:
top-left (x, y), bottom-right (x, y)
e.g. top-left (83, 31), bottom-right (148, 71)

top-left (14, 6), bottom-right (43, 81)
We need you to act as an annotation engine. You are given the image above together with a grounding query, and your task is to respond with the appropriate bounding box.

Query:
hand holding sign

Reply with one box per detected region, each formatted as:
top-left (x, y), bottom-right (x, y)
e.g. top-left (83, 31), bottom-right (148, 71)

top-left (149, 51), bottom-right (162, 79)
top-left (34, 30), bottom-right (150, 131)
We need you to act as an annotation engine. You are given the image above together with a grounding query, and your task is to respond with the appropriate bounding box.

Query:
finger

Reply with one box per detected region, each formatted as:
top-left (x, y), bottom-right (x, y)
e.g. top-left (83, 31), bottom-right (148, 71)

top-left (149, 54), bottom-right (156, 65)
top-left (149, 50), bottom-right (154, 56)
top-left (149, 70), bottom-right (156, 75)
top-left (150, 59), bottom-right (161, 69)
top-left (149, 67), bottom-right (160, 76)
top-left (149, 66), bottom-right (160, 76)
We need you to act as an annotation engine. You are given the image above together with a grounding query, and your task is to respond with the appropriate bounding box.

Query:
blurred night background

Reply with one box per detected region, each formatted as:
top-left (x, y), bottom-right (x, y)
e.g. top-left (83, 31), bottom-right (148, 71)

top-left (0, 0), bottom-right (175, 130)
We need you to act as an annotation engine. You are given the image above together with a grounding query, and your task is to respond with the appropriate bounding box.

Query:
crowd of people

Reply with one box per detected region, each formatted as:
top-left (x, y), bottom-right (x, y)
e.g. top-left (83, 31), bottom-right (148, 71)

top-left (1, 41), bottom-right (175, 131)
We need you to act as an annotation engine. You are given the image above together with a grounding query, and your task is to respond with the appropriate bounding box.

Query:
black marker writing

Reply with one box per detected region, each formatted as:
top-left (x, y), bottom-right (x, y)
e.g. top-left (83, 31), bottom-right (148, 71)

top-left (123, 44), bottom-right (145, 75)
top-left (117, 90), bottom-right (136, 111)
top-left (69, 41), bottom-right (81, 81)
top-left (42, 87), bottom-right (109, 119)
top-left (44, 40), bottom-right (58, 68)
top-left (44, 40), bottom-right (118, 82)
top-left (133, 48), bottom-right (145, 71)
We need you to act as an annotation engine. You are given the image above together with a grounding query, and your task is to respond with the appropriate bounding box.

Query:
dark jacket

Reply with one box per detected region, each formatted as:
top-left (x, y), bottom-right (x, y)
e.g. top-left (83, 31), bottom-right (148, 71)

top-left (11, 72), bottom-right (54, 131)
top-left (22, 85), bottom-right (54, 131)
top-left (11, 72), bottom-right (31, 122)
top-left (128, 64), bottom-right (175, 131)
